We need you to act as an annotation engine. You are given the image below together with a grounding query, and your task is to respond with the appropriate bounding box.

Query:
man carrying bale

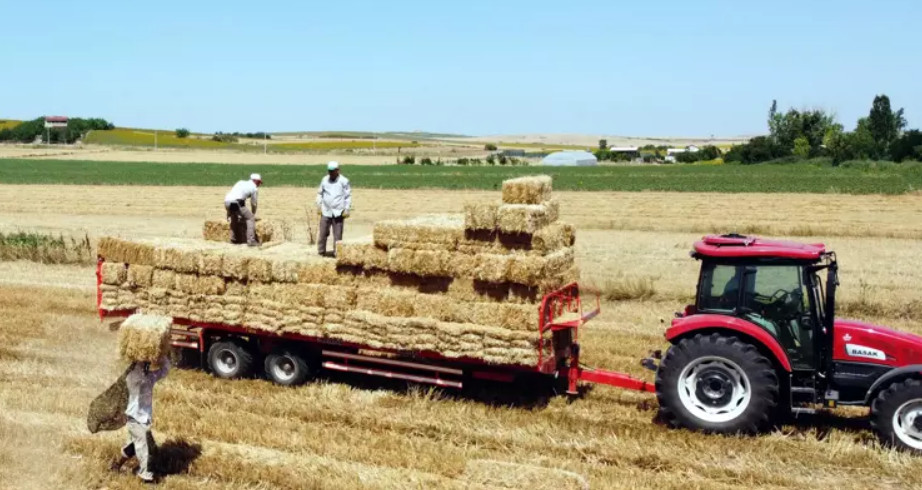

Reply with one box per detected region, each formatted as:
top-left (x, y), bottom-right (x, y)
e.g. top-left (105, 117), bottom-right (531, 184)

top-left (107, 314), bottom-right (173, 484)
top-left (316, 161), bottom-right (351, 256)
top-left (224, 173), bottom-right (262, 247)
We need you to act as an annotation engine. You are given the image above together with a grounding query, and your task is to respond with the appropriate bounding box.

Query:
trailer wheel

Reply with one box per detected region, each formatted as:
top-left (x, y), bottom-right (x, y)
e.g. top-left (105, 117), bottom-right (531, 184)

top-left (871, 378), bottom-right (922, 453)
top-left (207, 340), bottom-right (255, 379)
top-left (656, 332), bottom-right (779, 434)
top-left (264, 350), bottom-right (312, 386)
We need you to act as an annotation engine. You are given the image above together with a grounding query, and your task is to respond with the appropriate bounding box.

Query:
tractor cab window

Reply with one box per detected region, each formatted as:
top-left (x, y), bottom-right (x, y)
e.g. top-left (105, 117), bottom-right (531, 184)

top-left (698, 262), bottom-right (815, 369)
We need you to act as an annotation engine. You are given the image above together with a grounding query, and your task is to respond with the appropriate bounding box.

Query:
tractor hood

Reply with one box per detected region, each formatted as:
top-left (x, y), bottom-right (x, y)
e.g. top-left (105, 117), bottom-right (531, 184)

top-left (833, 319), bottom-right (922, 367)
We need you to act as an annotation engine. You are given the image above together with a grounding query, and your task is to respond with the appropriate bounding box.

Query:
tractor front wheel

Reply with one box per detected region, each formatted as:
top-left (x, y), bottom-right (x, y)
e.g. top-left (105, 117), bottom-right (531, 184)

top-left (656, 333), bottom-right (779, 434)
top-left (871, 378), bottom-right (922, 453)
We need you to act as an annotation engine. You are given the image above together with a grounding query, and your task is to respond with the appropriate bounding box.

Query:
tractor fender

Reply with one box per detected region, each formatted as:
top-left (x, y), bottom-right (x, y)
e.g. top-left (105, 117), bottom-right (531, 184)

top-left (666, 314), bottom-right (792, 372)
top-left (863, 364), bottom-right (922, 404)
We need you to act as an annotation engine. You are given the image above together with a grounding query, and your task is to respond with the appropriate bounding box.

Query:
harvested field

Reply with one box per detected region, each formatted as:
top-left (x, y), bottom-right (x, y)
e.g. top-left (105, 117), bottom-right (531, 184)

top-left (2, 182), bottom-right (922, 488)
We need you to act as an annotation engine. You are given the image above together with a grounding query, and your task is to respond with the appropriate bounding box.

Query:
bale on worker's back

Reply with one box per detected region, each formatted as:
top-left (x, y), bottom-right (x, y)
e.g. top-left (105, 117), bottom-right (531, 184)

top-left (117, 314), bottom-right (172, 363)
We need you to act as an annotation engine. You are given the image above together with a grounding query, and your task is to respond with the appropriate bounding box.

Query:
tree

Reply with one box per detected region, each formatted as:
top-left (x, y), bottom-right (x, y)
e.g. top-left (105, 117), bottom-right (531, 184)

top-left (891, 129), bottom-right (922, 162)
top-left (792, 137), bottom-right (811, 159)
top-left (867, 94), bottom-right (907, 158)
top-left (823, 124), bottom-right (854, 165)
top-left (723, 136), bottom-right (784, 164)
top-left (697, 145), bottom-right (721, 160)
top-left (484, 143), bottom-right (497, 151)
top-left (598, 139), bottom-right (608, 150)
top-left (175, 128), bottom-right (190, 138)
top-left (766, 100), bottom-right (837, 156)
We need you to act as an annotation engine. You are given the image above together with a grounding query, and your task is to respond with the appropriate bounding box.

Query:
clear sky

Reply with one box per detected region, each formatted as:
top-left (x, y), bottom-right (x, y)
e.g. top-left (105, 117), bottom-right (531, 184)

top-left (0, 0), bottom-right (918, 136)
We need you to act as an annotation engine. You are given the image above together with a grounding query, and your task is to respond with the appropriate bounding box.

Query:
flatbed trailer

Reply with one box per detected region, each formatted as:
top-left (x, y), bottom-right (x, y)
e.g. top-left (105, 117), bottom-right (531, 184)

top-left (97, 258), bottom-right (654, 395)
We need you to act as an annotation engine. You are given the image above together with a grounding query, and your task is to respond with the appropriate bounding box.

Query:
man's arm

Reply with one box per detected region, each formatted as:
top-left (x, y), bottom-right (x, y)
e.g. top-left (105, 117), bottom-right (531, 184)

top-left (150, 356), bottom-right (171, 382)
top-left (342, 179), bottom-right (352, 212)
top-left (251, 188), bottom-right (258, 215)
top-left (315, 180), bottom-right (324, 208)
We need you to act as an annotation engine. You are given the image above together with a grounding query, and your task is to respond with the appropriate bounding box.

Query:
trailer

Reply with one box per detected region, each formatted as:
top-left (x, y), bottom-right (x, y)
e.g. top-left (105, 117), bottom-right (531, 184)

top-left (97, 257), bottom-right (655, 395)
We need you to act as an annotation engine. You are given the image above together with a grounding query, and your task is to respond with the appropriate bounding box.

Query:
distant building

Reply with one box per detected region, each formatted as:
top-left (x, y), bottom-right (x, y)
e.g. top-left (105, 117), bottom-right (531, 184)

top-left (541, 150), bottom-right (598, 167)
top-left (44, 116), bottom-right (68, 129)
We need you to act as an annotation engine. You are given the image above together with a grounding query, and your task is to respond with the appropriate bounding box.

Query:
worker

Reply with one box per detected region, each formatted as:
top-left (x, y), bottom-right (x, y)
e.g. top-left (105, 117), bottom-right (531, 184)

top-left (315, 161), bottom-right (351, 256)
top-left (224, 173), bottom-right (262, 246)
top-left (110, 356), bottom-right (171, 483)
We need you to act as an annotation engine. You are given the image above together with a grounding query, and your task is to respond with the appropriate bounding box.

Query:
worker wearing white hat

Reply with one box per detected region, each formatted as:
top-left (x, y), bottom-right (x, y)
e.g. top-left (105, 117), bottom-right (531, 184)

top-left (224, 173), bottom-right (262, 246)
top-left (315, 161), bottom-right (351, 256)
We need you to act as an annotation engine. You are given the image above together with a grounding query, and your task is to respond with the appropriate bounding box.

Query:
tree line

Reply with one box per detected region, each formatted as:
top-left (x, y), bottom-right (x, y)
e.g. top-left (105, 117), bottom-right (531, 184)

top-left (726, 95), bottom-right (919, 165)
top-left (0, 117), bottom-right (114, 144)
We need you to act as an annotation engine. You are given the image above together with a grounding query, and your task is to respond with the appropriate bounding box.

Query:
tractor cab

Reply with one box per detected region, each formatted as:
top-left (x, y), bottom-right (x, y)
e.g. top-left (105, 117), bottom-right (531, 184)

top-left (690, 234), bottom-right (836, 374)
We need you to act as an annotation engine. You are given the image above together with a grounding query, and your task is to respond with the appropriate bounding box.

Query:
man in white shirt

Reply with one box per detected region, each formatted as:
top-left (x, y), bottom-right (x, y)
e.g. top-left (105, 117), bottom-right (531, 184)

top-left (315, 161), bottom-right (351, 256)
top-left (224, 173), bottom-right (262, 246)
top-left (110, 356), bottom-right (171, 483)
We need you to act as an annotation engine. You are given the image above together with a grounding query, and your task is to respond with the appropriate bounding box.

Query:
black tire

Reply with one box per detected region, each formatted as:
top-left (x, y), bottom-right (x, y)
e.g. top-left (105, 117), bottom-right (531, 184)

top-left (264, 349), bottom-right (312, 386)
top-left (655, 332), bottom-right (779, 434)
top-left (207, 340), bottom-right (255, 379)
top-left (870, 378), bottom-right (922, 453)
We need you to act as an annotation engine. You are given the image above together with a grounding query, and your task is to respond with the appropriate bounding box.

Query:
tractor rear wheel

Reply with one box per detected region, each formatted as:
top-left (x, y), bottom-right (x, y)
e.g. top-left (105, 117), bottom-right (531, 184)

top-left (870, 378), bottom-right (922, 453)
top-left (656, 332), bottom-right (779, 434)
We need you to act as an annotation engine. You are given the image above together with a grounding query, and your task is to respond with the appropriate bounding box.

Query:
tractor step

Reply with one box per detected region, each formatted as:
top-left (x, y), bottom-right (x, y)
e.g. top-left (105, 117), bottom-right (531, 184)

top-left (790, 407), bottom-right (817, 416)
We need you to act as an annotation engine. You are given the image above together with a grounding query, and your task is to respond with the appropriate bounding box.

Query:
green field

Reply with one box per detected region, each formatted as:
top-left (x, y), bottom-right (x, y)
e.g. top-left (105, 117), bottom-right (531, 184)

top-left (84, 128), bottom-right (425, 151)
top-left (1, 159), bottom-right (920, 193)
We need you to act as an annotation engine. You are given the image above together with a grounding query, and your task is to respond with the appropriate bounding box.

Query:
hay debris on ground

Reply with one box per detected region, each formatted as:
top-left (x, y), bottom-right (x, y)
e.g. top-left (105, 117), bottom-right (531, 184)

top-left (117, 313), bottom-right (172, 363)
top-left (501, 175), bottom-right (552, 205)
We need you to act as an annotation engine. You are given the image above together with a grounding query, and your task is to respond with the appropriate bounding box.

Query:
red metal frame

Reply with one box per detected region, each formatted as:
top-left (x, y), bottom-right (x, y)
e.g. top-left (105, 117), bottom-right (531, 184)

top-left (667, 313), bottom-right (793, 372)
top-left (97, 260), bottom-right (656, 395)
top-left (694, 234), bottom-right (825, 260)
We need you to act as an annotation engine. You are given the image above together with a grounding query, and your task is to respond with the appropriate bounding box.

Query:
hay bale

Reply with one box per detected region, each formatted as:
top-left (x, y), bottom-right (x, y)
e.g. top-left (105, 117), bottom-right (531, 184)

top-left (202, 219), bottom-right (277, 243)
top-left (127, 265), bottom-right (154, 288)
top-left (386, 248), bottom-right (453, 277)
top-left (247, 257), bottom-right (274, 282)
top-left (472, 253), bottom-right (513, 283)
top-left (271, 260), bottom-right (299, 283)
top-left (151, 269), bottom-right (177, 289)
top-left (373, 214), bottom-right (464, 250)
top-left (337, 239), bottom-right (388, 270)
top-left (117, 314), bottom-right (172, 363)
top-left (463, 203), bottom-right (499, 231)
top-left (532, 222), bottom-right (575, 252)
top-left (176, 274), bottom-right (225, 295)
top-left (501, 175), bottom-right (552, 205)
top-left (98, 237), bottom-right (155, 265)
top-left (221, 254), bottom-right (249, 281)
top-left (297, 260), bottom-right (338, 285)
top-left (101, 263), bottom-right (127, 286)
top-left (200, 253), bottom-right (224, 276)
top-left (497, 201), bottom-right (558, 234)
top-left (87, 365), bottom-right (132, 433)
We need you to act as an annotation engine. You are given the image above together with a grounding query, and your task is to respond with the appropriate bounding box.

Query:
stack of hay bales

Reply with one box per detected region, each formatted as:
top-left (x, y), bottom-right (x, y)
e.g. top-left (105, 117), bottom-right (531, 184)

top-left (98, 175), bottom-right (577, 367)
top-left (202, 219), bottom-right (278, 243)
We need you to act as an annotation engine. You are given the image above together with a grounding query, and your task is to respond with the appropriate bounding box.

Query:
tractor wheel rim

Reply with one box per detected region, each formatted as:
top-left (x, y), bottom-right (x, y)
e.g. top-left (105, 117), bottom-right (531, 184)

top-left (677, 356), bottom-right (751, 423)
top-left (892, 400), bottom-right (922, 450)
top-left (272, 358), bottom-right (296, 381)
top-left (215, 350), bottom-right (238, 375)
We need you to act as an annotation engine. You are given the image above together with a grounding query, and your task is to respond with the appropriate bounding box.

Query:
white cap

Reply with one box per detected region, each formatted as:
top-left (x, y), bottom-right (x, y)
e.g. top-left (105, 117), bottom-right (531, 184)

top-left (327, 161), bottom-right (339, 171)
top-left (250, 173), bottom-right (262, 181)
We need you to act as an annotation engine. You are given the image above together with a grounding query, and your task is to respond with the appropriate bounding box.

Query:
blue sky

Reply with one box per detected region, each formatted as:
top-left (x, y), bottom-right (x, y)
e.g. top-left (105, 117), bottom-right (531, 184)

top-left (0, 0), bottom-right (918, 136)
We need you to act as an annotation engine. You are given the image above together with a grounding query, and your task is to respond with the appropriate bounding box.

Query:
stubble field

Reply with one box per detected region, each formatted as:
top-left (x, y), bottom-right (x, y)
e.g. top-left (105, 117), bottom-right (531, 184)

top-left (1, 183), bottom-right (922, 489)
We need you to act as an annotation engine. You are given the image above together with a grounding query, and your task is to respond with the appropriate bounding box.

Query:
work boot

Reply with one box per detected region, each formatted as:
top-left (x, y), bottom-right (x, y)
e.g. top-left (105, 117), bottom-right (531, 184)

top-left (247, 241), bottom-right (260, 247)
top-left (109, 456), bottom-right (129, 472)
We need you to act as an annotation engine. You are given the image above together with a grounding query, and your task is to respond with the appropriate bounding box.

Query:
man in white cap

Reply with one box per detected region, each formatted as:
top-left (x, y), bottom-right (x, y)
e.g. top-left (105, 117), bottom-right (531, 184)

top-left (224, 173), bottom-right (262, 246)
top-left (315, 161), bottom-right (351, 256)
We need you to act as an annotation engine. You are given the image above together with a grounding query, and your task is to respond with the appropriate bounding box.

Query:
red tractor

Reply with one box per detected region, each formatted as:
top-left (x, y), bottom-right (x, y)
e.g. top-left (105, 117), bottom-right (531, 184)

top-left (652, 234), bottom-right (922, 452)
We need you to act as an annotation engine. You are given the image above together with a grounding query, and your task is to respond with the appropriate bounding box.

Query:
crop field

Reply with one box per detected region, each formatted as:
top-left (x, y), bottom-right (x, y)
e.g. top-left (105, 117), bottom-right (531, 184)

top-left (1, 181), bottom-right (921, 488)
top-left (0, 119), bottom-right (21, 130)
top-left (2, 158), bottom-right (921, 193)
top-left (269, 140), bottom-right (421, 151)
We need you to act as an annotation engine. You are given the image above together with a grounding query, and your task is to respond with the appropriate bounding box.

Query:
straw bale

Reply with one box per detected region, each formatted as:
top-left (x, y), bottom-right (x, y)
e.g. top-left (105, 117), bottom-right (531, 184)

top-left (501, 175), bottom-right (552, 205)
top-left (463, 203), bottom-right (499, 231)
top-left (101, 263), bottom-right (128, 286)
top-left (86, 365), bottom-right (131, 433)
top-left (472, 253), bottom-right (513, 283)
top-left (98, 237), bottom-right (155, 266)
top-left (531, 222), bottom-right (575, 252)
top-left (271, 260), bottom-right (299, 283)
top-left (297, 260), bottom-right (338, 285)
top-left (246, 257), bottom-right (273, 282)
top-left (387, 248), bottom-right (453, 277)
top-left (127, 265), bottom-right (154, 288)
top-left (497, 201), bottom-right (558, 234)
top-left (387, 272), bottom-right (452, 295)
top-left (199, 253), bottom-right (224, 276)
top-left (221, 254), bottom-right (250, 280)
top-left (202, 219), bottom-right (277, 243)
top-left (151, 269), bottom-right (177, 289)
top-left (356, 288), bottom-right (416, 317)
top-left (337, 239), bottom-right (388, 270)
top-left (176, 274), bottom-right (225, 295)
top-left (117, 314), bottom-right (172, 363)
top-left (335, 267), bottom-right (391, 288)
top-left (373, 214), bottom-right (464, 250)
top-left (155, 246), bottom-right (201, 274)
